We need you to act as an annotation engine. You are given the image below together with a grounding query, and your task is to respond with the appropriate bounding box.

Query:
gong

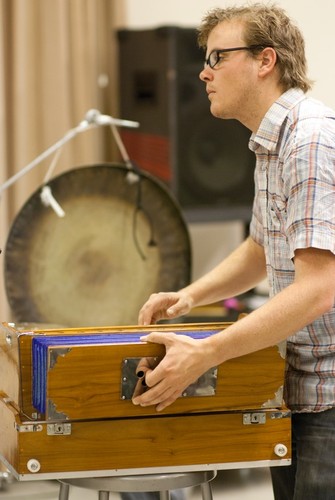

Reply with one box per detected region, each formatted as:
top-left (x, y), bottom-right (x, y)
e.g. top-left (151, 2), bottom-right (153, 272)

top-left (4, 163), bottom-right (191, 327)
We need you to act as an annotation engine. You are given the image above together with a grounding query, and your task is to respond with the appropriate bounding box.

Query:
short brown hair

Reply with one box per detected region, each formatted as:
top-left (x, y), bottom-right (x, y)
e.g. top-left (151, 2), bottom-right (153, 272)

top-left (198, 3), bottom-right (313, 92)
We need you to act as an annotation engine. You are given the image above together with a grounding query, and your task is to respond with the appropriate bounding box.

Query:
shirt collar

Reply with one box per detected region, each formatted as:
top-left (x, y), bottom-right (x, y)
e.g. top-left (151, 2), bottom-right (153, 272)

top-left (249, 88), bottom-right (306, 152)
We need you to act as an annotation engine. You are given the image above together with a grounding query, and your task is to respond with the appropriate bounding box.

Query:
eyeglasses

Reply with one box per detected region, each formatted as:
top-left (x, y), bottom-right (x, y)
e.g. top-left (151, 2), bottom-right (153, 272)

top-left (204, 45), bottom-right (266, 69)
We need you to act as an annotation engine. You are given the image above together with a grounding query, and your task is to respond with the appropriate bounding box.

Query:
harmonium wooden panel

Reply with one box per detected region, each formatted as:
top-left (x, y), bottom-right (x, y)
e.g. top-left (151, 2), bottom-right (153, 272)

top-left (0, 321), bottom-right (291, 480)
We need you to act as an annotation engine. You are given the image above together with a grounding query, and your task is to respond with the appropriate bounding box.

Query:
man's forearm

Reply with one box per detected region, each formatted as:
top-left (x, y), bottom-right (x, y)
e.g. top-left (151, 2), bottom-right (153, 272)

top-left (181, 236), bottom-right (267, 307)
top-left (205, 248), bottom-right (335, 366)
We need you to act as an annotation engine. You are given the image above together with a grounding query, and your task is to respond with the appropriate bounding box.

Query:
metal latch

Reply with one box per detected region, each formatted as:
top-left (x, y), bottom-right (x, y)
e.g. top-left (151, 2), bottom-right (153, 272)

top-left (47, 423), bottom-right (71, 435)
top-left (243, 412), bottom-right (266, 425)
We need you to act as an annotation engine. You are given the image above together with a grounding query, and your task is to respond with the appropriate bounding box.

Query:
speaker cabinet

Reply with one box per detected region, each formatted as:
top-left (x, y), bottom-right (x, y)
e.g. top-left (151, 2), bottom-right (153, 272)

top-left (117, 27), bottom-right (256, 222)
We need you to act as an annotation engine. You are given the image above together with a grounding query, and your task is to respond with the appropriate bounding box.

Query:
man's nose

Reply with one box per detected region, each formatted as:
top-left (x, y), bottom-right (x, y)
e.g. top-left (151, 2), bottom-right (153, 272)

top-left (199, 66), bottom-right (211, 82)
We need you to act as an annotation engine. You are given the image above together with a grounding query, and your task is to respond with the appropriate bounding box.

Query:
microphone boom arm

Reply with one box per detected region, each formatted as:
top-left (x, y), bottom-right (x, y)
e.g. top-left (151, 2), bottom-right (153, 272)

top-left (0, 111), bottom-right (139, 194)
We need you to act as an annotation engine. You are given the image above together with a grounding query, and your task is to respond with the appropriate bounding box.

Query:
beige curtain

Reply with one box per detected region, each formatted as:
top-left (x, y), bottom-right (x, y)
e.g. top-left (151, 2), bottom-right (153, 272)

top-left (0, 0), bottom-right (125, 320)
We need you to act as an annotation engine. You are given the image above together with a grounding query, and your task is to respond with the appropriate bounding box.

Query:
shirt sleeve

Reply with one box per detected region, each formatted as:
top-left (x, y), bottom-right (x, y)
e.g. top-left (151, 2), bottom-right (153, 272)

top-left (283, 121), bottom-right (335, 259)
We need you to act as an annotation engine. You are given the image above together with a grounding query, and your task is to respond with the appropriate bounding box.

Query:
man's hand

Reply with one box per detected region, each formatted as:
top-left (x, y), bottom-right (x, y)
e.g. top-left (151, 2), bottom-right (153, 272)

top-left (138, 291), bottom-right (194, 325)
top-left (132, 331), bottom-right (214, 411)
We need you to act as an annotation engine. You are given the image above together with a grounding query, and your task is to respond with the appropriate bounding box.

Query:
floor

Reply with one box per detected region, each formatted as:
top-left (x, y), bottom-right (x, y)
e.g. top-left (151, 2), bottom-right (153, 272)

top-left (0, 468), bottom-right (274, 500)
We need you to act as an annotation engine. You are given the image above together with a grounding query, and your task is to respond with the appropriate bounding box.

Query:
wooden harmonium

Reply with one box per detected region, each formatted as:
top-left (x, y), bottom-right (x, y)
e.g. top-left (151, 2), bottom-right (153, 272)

top-left (0, 321), bottom-right (291, 480)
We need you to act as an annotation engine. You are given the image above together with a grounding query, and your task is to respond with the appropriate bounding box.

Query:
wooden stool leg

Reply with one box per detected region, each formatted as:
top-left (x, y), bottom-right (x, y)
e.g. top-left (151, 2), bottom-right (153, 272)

top-left (159, 491), bottom-right (170, 500)
top-left (98, 492), bottom-right (109, 500)
top-left (58, 482), bottom-right (70, 500)
top-left (201, 482), bottom-right (213, 500)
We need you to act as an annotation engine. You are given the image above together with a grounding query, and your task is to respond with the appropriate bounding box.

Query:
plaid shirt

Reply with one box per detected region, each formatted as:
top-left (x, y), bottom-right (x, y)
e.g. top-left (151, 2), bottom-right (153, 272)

top-left (249, 88), bottom-right (335, 412)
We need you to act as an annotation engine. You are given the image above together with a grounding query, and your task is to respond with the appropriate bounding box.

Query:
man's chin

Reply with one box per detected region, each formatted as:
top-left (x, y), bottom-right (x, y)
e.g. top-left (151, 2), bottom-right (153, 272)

top-left (210, 107), bottom-right (231, 120)
top-left (209, 102), bottom-right (229, 119)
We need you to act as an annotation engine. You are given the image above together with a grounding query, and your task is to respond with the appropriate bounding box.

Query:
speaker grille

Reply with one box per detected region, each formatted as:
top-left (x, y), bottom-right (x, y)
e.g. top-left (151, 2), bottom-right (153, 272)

top-left (118, 27), bottom-right (255, 222)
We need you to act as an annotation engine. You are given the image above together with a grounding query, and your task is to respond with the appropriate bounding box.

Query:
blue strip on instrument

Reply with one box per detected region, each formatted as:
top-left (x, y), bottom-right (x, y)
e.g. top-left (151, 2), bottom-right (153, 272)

top-left (32, 330), bottom-right (220, 414)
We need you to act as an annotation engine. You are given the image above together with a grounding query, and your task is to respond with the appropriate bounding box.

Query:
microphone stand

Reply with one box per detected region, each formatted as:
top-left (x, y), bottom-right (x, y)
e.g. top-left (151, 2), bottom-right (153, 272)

top-left (0, 111), bottom-right (139, 195)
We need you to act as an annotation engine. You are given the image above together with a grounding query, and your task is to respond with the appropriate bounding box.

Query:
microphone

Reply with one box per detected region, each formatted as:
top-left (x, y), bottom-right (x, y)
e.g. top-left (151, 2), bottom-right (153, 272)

top-left (40, 185), bottom-right (65, 218)
top-left (84, 109), bottom-right (139, 129)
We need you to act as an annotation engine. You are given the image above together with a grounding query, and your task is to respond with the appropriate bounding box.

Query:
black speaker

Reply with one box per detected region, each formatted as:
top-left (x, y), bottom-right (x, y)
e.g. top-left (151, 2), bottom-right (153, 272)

top-left (117, 26), bottom-right (256, 222)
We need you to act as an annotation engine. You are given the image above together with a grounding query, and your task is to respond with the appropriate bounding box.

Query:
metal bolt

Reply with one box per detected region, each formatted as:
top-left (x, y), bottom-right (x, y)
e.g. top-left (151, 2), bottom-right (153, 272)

top-left (27, 459), bottom-right (41, 473)
top-left (274, 443), bottom-right (288, 457)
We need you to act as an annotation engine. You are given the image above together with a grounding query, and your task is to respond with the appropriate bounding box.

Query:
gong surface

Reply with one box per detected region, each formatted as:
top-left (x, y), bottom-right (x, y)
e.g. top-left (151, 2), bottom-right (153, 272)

top-left (4, 163), bottom-right (191, 326)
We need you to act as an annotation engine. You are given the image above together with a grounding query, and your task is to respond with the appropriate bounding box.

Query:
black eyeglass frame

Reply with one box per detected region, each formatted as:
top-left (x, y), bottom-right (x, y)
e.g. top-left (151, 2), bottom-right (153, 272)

top-left (204, 45), bottom-right (268, 69)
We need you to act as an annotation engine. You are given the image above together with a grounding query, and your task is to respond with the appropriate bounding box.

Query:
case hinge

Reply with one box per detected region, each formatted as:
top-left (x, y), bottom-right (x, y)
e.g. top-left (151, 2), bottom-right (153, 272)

top-left (16, 423), bottom-right (43, 433)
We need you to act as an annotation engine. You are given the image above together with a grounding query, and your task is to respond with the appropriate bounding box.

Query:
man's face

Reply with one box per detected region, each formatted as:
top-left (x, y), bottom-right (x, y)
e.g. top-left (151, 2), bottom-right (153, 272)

top-left (200, 20), bottom-right (259, 124)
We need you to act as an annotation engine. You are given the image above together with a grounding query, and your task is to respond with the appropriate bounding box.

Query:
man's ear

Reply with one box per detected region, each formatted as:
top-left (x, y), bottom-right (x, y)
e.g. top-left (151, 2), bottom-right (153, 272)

top-left (258, 47), bottom-right (277, 77)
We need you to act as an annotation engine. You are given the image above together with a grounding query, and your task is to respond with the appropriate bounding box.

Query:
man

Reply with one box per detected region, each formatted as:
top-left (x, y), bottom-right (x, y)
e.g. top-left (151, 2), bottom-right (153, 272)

top-left (132, 4), bottom-right (335, 500)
